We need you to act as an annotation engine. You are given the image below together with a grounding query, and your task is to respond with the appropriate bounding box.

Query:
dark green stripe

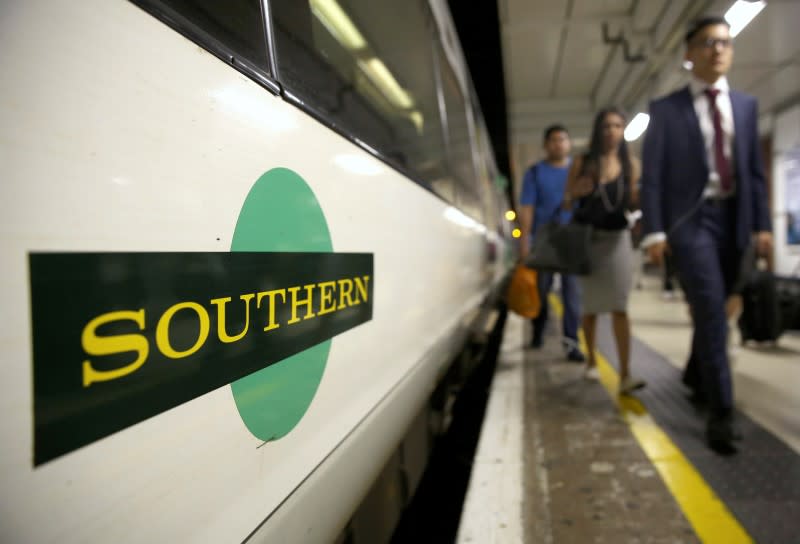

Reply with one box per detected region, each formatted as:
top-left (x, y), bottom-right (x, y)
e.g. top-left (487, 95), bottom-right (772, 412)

top-left (30, 252), bottom-right (373, 465)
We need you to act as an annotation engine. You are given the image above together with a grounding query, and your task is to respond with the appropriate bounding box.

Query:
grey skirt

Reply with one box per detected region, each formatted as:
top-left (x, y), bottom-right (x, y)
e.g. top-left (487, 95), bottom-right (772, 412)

top-left (579, 228), bottom-right (633, 314)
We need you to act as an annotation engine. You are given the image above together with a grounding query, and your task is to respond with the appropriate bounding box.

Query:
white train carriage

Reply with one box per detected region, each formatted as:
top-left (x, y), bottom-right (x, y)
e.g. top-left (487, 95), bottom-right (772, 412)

top-left (0, 0), bottom-right (513, 542)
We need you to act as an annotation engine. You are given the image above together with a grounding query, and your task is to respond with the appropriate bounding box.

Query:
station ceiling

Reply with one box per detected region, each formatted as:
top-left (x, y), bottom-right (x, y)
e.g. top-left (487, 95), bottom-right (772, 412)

top-left (494, 0), bottom-right (800, 192)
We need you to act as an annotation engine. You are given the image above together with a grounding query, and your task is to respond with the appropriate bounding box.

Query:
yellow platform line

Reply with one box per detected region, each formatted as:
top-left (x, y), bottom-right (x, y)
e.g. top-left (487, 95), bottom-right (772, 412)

top-left (548, 293), bottom-right (752, 544)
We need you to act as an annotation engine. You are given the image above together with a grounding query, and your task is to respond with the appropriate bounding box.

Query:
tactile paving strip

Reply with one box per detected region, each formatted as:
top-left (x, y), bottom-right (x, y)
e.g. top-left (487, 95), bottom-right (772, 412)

top-left (594, 317), bottom-right (800, 543)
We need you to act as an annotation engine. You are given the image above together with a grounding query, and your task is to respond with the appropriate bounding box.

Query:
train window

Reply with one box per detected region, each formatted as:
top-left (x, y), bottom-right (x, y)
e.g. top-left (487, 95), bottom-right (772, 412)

top-left (135, 0), bottom-right (269, 71)
top-left (471, 100), bottom-right (498, 225)
top-left (436, 42), bottom-right (482, 220)
top-left (269, 0), bottom-right (449, 189)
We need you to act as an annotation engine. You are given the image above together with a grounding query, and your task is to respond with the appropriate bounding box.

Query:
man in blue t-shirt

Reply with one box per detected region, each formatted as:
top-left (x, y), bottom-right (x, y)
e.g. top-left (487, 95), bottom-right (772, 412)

top-left (519, 124), bottom-right (583, 361)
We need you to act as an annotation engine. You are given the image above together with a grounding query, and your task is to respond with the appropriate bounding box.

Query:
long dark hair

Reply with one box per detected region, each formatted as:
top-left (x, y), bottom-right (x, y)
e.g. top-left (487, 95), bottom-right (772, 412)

top-left (582, 106), bottom-right (632, 188)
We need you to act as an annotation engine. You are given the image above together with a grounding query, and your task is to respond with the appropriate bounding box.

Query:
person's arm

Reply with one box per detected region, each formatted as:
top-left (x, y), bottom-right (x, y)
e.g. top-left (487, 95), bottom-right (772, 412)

top-left (641, 100), bottom-right (668, 265)
top-left (519, 205), bottom-right (534, 260)
top-left (562, 156), bottom-right (592, 209)
top-left (629, 156), bottom-right (641, 208)
top-left (747, 98), bottom-right (773, 259)
top-left (518, 166), bottom-right (538, 260)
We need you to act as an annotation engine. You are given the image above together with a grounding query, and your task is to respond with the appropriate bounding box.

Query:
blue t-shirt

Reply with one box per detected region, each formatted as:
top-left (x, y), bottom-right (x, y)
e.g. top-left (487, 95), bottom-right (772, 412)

top-left (520, 160), bottom-right (571, 236)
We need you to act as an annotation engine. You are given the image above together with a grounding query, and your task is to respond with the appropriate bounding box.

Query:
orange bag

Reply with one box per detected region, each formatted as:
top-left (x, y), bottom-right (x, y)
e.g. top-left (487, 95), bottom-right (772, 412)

top-left (506, 265), bottom-right (541, 318)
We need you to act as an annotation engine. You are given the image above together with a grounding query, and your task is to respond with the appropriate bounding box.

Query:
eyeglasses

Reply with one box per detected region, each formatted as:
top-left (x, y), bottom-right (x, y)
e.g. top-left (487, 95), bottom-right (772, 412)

top-left (694, 37), bottom-right (733, 50)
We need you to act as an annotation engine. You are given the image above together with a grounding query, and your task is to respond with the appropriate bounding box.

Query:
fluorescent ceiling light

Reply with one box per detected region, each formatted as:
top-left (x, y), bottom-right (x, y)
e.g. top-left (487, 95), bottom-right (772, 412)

top-left (359, 58), bottom-right (414, 109)
top-left (409, 110), bottom-right (424, 133)
top-left (725, 0), bottom-right (766, 38)
top-left (310, 0), bottom-right (366, 50)
top-left (624, 112), bottom-right (650, 142)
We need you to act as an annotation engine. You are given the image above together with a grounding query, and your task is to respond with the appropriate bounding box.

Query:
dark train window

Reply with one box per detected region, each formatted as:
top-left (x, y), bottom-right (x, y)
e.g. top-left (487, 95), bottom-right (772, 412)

top-left (269, 0), bottom-right (448, 190)
top-left (471, 100), bottom-right (496, 224)
top-left (135, 0), bottom-right (269, 70)
top-left (436, 41), bottom-right (482, 220)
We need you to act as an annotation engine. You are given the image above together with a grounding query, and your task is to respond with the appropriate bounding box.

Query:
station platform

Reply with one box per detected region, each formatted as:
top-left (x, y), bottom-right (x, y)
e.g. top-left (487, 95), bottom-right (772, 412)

top-left (456, 274), bottom-right (800, 543)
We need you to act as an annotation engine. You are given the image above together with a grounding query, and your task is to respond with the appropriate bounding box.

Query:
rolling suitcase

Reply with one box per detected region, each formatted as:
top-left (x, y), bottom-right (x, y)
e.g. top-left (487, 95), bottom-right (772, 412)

top-left (738, 269), bottom-right (782, 343)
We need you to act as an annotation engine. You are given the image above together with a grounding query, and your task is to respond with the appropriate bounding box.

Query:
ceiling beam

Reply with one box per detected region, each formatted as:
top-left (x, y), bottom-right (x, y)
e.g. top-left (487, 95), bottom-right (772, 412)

top-left (549, 0), bottom-right (575, 98)
top-left (622, 0), bottom-right (714, 108)
top-left (503, 14), bottom-right (633, 34)
top-left (508, 97), bottom-right (592, 114)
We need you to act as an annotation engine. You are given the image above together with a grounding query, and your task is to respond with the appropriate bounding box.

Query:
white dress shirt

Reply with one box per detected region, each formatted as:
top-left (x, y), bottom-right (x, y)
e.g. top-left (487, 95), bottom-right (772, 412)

top-left (641, 75), bottom-right (737, 248)
top-left (689, 74), bottom-right (736, 199)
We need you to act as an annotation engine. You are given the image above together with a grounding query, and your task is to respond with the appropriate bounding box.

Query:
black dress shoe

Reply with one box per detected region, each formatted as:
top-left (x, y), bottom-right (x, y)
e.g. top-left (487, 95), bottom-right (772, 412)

top-left (683, 378), bottom-right (707, 409)
top-left (530, 335), bottom-right (543, 349)
top-left (706, 416), bottom-right (738, 455)
top-left (687, 389), bottom-right (708, 409)
top-left (566, 348), bottom-right (585, 362)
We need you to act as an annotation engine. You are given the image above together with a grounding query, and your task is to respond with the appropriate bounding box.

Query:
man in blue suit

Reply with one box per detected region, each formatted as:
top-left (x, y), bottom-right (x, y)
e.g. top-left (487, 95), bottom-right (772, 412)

top-left (641, 16), bottom-right (772, 454)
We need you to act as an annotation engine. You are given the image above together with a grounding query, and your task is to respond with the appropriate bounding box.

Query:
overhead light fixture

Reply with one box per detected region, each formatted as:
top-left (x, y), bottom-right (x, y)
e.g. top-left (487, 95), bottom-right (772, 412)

top-left (724, 0), bottom-right (766, 38)
top-left (409, 110), bottom-right (424, 133)
top-left (359, 58), bottom-right (414, 109)
top-left (624, 112), bottom-right (650, 142)
top-left (310, 0), bottom-right (366, 50)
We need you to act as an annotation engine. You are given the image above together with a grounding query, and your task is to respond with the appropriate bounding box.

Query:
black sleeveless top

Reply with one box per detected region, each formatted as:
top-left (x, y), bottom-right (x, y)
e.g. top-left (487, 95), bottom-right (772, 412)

top-left (573, 173), bottom-right (630, 231)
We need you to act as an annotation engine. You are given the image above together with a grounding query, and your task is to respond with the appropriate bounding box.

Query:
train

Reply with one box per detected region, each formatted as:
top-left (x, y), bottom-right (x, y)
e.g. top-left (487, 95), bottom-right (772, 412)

top-left (0, 0), bottom-right (513, 542)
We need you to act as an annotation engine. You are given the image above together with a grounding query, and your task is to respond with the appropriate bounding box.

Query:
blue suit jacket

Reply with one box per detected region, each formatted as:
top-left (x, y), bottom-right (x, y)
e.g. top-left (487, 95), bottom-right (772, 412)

top-left (641, 86), bottom-right (771, 250)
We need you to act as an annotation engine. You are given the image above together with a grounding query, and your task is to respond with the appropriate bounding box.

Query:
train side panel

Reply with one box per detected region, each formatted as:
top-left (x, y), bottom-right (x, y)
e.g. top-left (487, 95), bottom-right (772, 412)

top-left (0, 1), bottom-right (507, 542)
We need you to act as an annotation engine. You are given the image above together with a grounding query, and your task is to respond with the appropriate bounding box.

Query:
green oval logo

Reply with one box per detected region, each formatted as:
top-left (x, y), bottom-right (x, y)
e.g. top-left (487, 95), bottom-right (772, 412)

top-left (230, 168), bottom-right (333, 441)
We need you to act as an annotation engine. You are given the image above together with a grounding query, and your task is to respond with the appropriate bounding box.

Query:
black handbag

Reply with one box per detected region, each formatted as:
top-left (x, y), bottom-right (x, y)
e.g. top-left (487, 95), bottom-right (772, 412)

top-left (525, 220), bottom-right (593, 275)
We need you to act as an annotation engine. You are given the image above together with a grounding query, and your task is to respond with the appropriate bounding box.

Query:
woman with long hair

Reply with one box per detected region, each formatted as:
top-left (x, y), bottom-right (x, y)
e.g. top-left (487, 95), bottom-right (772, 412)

top-left (563, 107), bottom-right (644, 394)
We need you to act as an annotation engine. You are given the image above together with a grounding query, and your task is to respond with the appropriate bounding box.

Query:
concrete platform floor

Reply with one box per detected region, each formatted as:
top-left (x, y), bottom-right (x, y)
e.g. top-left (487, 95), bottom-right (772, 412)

top-left (458, 314), bottom-right (699, 543)
top-left (458, 273), bottom-right (800, 543)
